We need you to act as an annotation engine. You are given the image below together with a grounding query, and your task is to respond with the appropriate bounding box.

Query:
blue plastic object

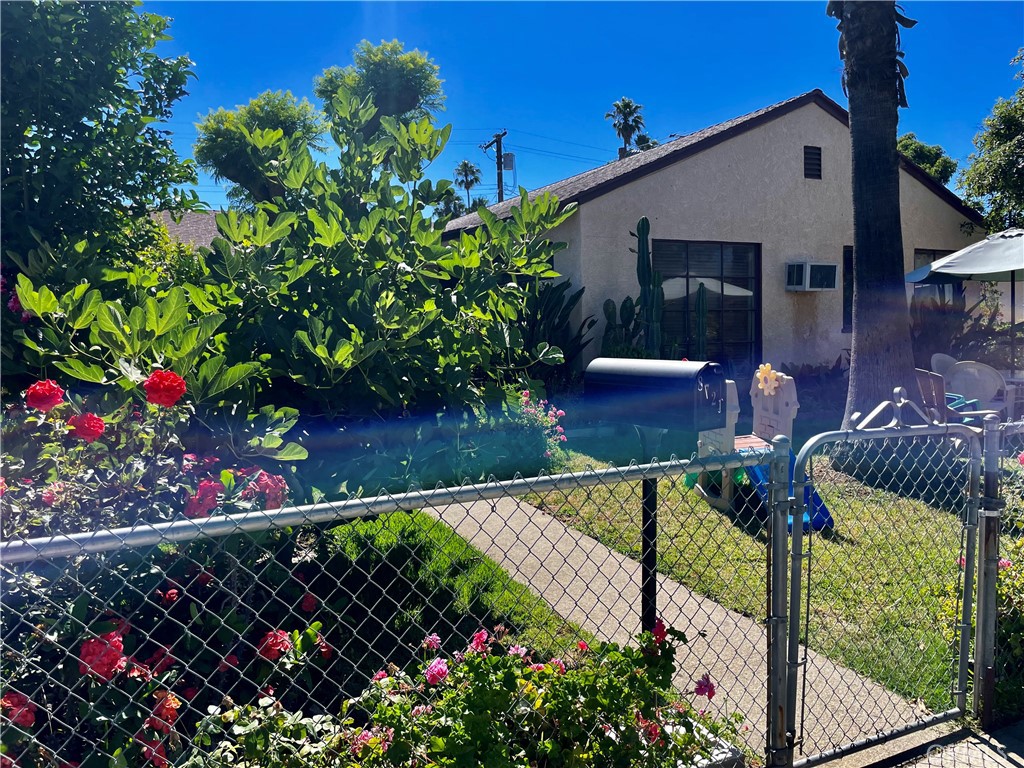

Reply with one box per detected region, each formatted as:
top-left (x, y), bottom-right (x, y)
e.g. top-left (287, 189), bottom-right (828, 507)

top-left (743, 453), bottom-right (834, 533)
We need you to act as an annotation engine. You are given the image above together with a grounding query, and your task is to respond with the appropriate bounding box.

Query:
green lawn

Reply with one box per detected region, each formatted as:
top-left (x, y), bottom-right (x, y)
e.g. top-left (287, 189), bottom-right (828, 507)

top-left (527, 447), bottom-right (967, 712)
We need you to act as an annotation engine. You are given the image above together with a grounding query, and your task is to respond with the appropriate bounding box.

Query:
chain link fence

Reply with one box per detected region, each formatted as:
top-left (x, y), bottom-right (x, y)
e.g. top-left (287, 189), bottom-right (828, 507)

top-left (5, 415), bottom-right (1019, 768)
top-left (790, 428), bottom-right (979, 765)
top-left (991, 417), bottom-right (1024, 726)
top-left (0, 454), bottom-right (771, 768)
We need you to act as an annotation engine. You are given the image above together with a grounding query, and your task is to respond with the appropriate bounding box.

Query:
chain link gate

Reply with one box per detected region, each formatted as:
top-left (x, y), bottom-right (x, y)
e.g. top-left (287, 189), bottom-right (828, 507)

top-left (767, 393), bottom-right (984, 767)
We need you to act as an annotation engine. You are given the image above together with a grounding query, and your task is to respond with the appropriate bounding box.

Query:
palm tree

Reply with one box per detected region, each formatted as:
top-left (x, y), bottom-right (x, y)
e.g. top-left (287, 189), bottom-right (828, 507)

top-left (634, 133), bottom-right (659, 152)
top-left (827, 1), bottom-right (918, 428)
top-left (605, 97), bottom-right (646, 158)
top-left (453, 160), bottom-right (482, 206)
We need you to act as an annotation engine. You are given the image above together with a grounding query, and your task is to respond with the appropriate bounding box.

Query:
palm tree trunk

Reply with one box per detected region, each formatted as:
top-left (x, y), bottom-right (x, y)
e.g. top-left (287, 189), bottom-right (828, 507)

top-left (842, 1), bottom-right (916, 428)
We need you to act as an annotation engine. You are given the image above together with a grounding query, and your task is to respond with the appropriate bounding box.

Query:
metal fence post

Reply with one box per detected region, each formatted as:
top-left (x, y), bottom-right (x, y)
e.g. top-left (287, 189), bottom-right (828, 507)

top-left (641, 476), bottom-right (658, 634)
top-left (974, 414), bottom-right (1002, 727)
top-left (767, 435), bottom-right (793, 767)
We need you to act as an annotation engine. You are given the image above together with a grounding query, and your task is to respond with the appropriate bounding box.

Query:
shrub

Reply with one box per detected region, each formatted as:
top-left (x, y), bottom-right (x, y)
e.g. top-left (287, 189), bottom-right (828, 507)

top-left (185, 622), bottom-right (738, 767)
top-left (935, 536), bottom-right (1024, 719)
top-left (0, 377), bottom-right (291, 539)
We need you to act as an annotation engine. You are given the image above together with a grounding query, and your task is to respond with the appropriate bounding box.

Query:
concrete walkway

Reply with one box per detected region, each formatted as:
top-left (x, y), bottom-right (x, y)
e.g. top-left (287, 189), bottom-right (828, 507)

top-left (428, 496), bottom-right (919, 756)
top-left (808, 719), bottom-right (1024, 767)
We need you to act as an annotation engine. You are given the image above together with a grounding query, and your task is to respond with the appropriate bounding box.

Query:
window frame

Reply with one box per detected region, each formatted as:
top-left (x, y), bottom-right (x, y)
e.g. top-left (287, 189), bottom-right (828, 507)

top-left (651, 238), bottom-right (762, 371)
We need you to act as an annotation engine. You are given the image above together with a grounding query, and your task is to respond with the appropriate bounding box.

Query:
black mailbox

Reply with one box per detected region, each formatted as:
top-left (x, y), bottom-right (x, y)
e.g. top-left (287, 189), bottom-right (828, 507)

top-left (584, 358), bottom-right (727, 432)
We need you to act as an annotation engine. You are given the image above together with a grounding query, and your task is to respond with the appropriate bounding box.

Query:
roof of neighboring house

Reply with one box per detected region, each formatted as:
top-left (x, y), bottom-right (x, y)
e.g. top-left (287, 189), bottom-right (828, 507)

top-left (444, 89), bottom-right (984, 232)
top-left (153, 210), bottom-right (220, 248)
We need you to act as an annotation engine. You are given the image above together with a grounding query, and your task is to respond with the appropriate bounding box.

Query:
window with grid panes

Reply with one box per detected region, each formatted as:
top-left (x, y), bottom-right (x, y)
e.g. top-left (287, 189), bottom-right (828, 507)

top-left (652, 239), bottom-right (760, 370)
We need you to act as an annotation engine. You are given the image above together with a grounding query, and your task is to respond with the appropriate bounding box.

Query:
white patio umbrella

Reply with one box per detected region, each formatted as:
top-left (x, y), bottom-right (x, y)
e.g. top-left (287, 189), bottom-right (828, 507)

top-left (905, 228), bottom-right (1024, 374)
top-left (661, 277), bottom-right (754, 300)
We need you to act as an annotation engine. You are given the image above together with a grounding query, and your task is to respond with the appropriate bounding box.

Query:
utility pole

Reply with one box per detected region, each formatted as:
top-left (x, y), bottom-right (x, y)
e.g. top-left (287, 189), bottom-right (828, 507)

top-left (482, 130), bottom-right (508, 202)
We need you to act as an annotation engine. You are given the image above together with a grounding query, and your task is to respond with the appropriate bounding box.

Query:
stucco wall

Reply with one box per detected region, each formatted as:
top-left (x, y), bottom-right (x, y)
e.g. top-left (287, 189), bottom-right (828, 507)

top-left (563, 102), bottom-right (983, 370)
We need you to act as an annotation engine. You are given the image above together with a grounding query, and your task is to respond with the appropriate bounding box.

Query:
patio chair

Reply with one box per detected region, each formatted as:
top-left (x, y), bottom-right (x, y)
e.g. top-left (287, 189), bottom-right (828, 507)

top-left (944, 361), bottom-right (1015, 419)
top-left (930, 353), bottom-right (958, 377)
top-left (915, 368), bottom-right (998, 425)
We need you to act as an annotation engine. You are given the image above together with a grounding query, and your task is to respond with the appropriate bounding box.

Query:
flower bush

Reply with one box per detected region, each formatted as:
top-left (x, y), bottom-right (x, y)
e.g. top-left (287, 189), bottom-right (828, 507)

top-left (0, 506), bottom-right (580, 768)
top-left (937, 538), bottom-right (1024, 719)
top-left (0, 377), bottom-right (290, 539)
top-left (187, 622), bottom-right (738, 767)
top-left (457, 390), bottom-right (569, 482)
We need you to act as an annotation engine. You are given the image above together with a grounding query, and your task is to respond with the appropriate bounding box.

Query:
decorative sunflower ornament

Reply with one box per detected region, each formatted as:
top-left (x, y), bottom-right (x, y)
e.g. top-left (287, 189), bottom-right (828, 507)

top-left (756, 363), bottom-right (780, 396)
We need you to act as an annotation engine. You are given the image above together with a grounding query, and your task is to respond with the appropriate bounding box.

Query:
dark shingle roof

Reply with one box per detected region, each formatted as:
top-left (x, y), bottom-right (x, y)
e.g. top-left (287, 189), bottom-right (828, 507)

top-left (153, 210), bottom-right (220, 248)
top-left (445, 89), bottom-right (983, 232)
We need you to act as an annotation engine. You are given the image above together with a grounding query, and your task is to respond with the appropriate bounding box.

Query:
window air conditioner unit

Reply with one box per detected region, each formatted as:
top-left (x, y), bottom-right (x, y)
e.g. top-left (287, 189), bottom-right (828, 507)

top-left (785, 262), bottom-right (838, 291)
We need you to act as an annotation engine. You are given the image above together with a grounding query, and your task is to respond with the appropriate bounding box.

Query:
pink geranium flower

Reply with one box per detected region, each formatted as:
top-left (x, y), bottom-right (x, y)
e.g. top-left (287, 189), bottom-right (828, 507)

top-left (422, 632), bottom-right (441, 650)
top-left (424, 658), bottom-right (448, 685)
top-left (652, 618), bottom-right (667, 644)
top-left (468, 629), bottom-right (489, 653)
top-left (694, 673), bottom-right (716, 700)
top-left (257, 630), bottom-right (292, 661)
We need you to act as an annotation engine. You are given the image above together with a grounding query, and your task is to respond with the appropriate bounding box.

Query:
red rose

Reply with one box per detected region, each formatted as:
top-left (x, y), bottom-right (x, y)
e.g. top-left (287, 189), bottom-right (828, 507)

top-left (25, 379), bottom-right (64, 412)
top-left (257, 629), bottom-right (292, 661)
top-left (78, 631), bottom-right (127, 681)
top-left (67, 412), bottom-right (105, 443)
top-left (217, 654), bottom-right (239, 672)
top-left (143, 370), bottom-right (186, 407)
top-left (1, 691), bottom-right (37, 727)
top-left (301, 593), bottom-right (317, 612)
top-left (156, 588), bottom-right (179, 605)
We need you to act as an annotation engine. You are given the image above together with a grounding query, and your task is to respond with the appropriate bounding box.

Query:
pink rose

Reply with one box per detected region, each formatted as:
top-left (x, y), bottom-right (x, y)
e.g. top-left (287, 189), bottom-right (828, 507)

top-left (422, 633), bottom-right (441, 650)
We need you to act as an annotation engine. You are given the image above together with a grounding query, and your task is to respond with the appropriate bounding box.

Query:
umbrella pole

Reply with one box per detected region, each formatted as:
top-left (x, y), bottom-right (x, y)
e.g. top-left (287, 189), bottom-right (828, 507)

top-left (1012, 271), bottom-right (1017, 378)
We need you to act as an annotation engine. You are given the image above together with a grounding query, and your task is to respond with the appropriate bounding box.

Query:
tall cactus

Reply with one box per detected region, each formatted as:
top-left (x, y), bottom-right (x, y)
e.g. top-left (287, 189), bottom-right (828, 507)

top-left (633, 217), bottom-right (663, 356)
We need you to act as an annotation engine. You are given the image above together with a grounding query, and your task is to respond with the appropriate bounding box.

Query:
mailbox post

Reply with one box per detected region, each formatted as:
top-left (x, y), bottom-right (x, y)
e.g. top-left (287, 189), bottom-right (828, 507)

top-left (584, 358), bottom-right (729, 633)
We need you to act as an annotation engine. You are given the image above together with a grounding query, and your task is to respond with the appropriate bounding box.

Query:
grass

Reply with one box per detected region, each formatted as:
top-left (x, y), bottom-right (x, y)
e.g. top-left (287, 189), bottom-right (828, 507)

top-left (527, 443), bottom-right (968, 713)
top-left (327, 510), bottom-right (588, 664)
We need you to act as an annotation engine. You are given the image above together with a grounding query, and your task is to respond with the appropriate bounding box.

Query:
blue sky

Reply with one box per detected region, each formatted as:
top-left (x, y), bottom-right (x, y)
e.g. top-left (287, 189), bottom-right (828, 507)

top-left (147, 1), bottom-right (1024, 210)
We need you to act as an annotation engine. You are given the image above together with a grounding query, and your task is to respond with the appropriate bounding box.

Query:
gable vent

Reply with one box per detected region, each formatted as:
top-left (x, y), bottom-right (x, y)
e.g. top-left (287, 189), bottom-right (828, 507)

top-left (804, 145), bottom-right (822, 179)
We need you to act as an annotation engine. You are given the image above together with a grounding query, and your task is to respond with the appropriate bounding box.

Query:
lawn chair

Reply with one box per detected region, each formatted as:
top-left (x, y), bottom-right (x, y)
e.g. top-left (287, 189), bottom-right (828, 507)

top-left (915, 368), bottom-right (999, 425)
top-left (930, 352), bottom-right (958, 377)
top-left (945, 361), bottom-right (1015, 419)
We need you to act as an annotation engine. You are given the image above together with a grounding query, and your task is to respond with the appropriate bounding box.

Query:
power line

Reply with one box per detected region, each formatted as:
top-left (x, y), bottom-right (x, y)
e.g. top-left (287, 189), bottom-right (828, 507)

top-left (505, 143), bottom-right (605, 164)
top-left (512, 129), bottom-right (610, 153)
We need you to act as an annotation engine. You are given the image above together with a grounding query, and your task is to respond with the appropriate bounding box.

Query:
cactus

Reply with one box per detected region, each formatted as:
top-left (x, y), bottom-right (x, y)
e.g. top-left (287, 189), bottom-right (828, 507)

top-left (632, 216), bottom-right (664, 356)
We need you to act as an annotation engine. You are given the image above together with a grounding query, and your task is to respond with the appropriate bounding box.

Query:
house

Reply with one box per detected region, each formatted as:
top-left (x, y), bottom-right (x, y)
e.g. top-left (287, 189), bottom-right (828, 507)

top-left (445, 90), bottom-right (987, 374)
top-left (152, 210), bottom-right (221, 248)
